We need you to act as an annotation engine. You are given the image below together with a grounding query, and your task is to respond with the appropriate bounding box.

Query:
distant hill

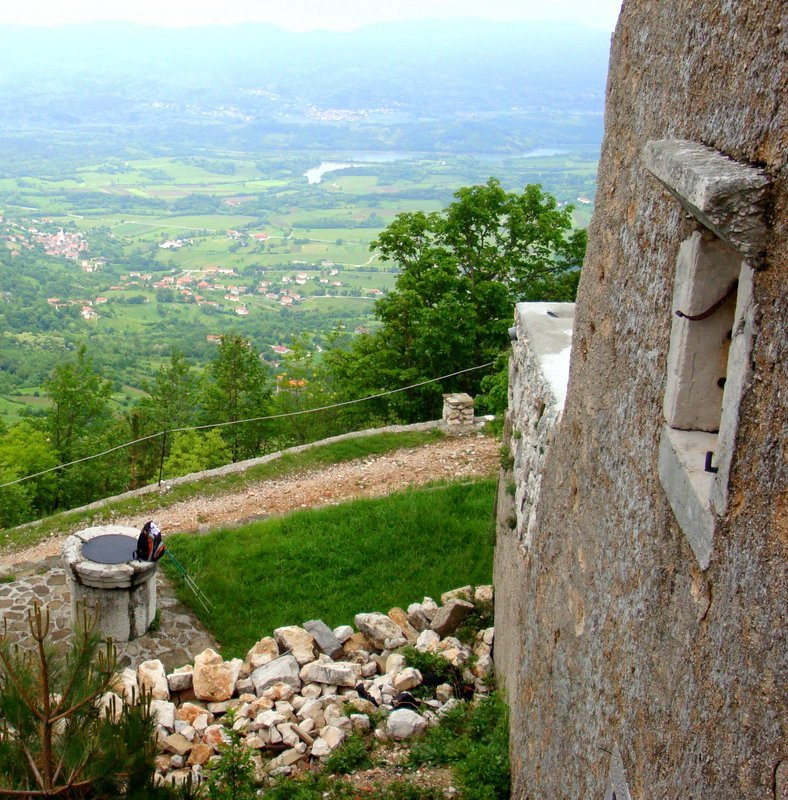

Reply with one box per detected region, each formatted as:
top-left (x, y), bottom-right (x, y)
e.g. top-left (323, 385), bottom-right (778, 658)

top-left (0, 20), bottom-right (609, 154)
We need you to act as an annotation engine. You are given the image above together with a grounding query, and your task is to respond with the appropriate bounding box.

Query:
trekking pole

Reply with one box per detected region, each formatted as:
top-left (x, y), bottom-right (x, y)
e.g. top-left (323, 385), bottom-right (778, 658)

top-left (164, 550), bottom-right (213, 615)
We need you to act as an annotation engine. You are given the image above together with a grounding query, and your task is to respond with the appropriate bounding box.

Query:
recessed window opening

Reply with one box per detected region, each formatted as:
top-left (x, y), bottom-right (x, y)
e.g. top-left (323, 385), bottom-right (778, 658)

top-left (663, 230), bottom-right (740, 447)
top-left (644, 139), bottom-right (769, 571)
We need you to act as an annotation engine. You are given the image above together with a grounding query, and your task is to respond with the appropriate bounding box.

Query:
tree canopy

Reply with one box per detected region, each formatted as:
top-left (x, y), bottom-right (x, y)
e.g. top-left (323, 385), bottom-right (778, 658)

top-left (326, 179), bottom-right (585, 421)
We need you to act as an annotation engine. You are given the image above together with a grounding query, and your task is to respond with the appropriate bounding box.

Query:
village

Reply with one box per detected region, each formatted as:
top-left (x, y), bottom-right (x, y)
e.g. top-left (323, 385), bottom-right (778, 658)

top-left (2, 216), bottom-right (387, 325)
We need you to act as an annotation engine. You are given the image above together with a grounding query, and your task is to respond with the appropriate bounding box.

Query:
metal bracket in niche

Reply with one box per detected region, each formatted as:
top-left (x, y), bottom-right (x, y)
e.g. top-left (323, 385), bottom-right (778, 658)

top-left (675, 279), bottom-right (738, 321)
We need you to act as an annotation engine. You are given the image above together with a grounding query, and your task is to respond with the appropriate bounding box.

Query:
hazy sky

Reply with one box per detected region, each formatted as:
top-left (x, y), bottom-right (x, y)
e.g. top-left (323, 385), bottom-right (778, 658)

top-left (0, 0), bottom-right (622, 32)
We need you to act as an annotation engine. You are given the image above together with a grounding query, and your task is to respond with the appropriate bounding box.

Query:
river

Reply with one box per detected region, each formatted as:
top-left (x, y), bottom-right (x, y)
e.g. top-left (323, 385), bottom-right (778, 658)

top-left (304, 148), bottom-right (567, 184)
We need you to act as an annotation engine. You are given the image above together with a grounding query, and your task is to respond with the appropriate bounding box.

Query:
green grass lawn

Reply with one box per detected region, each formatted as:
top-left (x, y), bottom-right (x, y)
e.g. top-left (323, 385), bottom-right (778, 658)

top-left (163, 477), bottom-right (496, 658)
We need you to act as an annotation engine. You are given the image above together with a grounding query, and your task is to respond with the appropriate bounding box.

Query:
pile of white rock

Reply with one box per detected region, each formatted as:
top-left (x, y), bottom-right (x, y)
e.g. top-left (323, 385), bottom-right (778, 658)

top-left (106, 585), bottom-right (494, 787)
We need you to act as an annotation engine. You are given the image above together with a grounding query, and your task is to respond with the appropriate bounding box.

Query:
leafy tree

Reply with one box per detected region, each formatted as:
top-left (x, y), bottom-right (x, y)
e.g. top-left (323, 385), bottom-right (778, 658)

top-left (269, 334), bottom-right (343, 446)
top-left (327, 180), bottom-right (585, 422)
top-left (163, 430), bottom-right (230, 479)
top-left (202, 334), bottom-right (272, 462)
top-left (44, 344), bottom-right (112, 465)
top-left (0, 467), bottom-right (34, 530)
top-left (44, 345), bottom-right (114, 507)
top-left (0, 421), bottom-right (58, 526)
top-left (130, 350), bottom-right (200, 485)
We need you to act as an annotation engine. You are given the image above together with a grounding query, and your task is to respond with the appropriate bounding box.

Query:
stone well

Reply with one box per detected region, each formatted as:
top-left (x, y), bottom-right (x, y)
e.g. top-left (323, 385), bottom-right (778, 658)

top-left (62, 525), bottom-right (157, 642)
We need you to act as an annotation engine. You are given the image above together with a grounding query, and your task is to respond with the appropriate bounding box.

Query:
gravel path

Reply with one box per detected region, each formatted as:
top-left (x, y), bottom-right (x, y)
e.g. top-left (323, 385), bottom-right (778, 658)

top-left (4, 433), bottom-right (499, 568)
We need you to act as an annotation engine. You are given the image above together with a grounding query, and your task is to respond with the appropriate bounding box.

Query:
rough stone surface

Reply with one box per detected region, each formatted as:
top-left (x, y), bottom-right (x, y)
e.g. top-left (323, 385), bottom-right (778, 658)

top-left (393, 668), bottom-right (423, 692)
top-left (303, 619), bottom-right (344, 659)
top-left (387, 607), bottom-right (419, 643)
top-left (503, 302), bottom-right (575, 548)
top-left (163, 733), bottom-right (193, 757)
top-left (138, 659), bottom-right (169, 700)
top-left (342, 631), bottom-right (372, 655)
top-left (354, 613), bottom-right (406, 649)
top-left (643, 139), bottom-right (770, 263)
top-left (415, 630), bottom-right (440, 652)
top-left (167, 665), bottom-right (193, 693)
top-left (429, 600), bottom-right (474, 637)
top-left (187, 743), bottom-right (214, 766)
top-left (274, 626), bottom-right (316, 665)
top-left (243, 637), bottom-right (279, 673)
top-left (299, 660), bottom-right (361, 688)
top-left (250, 655), bottom-right (301, 695)
top-left (150, 699), bottom-right (175, 730)
top-left (441, 393), bottom-right (475, 425)
top-left (494, 4), bottom-right (786, 799)
top-left (386, 709), bottom-right (428, 740)
top-left (332, 625), bottom-right (354, 643)
top-left (192, 649), bottom-right (241, 702)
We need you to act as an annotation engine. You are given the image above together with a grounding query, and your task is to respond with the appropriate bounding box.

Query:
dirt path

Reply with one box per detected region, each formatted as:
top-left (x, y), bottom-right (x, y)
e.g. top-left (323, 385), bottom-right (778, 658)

top-left (6, 434), bottom-right (499, 568)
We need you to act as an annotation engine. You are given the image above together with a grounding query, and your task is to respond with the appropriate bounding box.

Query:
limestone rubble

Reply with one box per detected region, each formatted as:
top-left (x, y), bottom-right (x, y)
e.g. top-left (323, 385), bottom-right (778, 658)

top-left (121, 586), bottom-right (494, 787)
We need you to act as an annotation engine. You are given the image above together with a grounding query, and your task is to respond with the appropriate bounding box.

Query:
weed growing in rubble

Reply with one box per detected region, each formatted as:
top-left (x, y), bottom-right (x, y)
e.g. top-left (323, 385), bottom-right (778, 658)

top-left (323, 733), bottom-right (373, 775)
top-left (408, 693), bottom-right (510, 800)
top-left (204, 710), bottom-right (256, 800)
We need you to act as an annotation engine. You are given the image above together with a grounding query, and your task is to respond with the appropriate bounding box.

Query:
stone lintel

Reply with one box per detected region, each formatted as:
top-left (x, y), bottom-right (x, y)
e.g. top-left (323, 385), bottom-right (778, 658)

top-left (644, 139), bottom-right (769, 263)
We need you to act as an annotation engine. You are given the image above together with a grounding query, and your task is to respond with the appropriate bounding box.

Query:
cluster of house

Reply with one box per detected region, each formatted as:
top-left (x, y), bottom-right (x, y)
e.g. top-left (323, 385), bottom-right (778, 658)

top-left (1, 218), bottom-right (90, 260)
top-left (158, 238), bottom-right (192, 250)
top-left (47, 295), bottom-right (108, 320)
top-left (227, 229), bottom-right (268, 241)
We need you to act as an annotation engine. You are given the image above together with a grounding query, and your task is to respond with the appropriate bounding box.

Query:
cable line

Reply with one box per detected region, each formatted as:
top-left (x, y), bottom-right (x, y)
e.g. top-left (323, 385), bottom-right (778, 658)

top-left (0, 361), bottom-right (494, 490)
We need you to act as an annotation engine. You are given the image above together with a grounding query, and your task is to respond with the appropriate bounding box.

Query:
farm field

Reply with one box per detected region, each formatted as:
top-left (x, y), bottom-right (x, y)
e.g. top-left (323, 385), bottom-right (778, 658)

top-left (0, 147), bottom-right (597, 422)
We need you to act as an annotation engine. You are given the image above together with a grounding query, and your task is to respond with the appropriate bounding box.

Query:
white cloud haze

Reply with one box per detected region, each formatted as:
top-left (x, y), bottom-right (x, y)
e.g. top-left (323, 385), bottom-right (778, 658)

top-left (0, 0), bottom-right (622, 31)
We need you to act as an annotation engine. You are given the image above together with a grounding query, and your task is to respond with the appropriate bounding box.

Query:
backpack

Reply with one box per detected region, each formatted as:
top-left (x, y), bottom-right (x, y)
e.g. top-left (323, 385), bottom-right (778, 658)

top-left (135, 521), bottom-right (166, 562)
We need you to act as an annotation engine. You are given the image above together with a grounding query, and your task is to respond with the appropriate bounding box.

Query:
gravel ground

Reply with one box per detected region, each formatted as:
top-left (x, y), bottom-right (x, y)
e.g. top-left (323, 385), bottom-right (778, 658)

top-left (3, 433), bottom-right (499, 568)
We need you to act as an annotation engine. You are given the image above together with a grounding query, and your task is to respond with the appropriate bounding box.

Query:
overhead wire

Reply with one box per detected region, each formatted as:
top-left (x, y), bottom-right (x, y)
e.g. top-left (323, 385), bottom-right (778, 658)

top-left (0, 361), bottom-right (494, 490)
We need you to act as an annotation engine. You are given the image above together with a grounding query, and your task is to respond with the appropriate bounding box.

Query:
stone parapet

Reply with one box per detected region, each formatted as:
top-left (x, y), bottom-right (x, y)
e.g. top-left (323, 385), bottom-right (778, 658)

top-left (507, 302), bottom-right (574, 548)
top-left (441, 393), bottom-right (475, 425)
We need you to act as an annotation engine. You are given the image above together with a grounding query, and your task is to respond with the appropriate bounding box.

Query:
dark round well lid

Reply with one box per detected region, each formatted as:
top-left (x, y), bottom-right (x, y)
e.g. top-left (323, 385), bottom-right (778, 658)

top-left (82, 534), bottom-right (137, 564)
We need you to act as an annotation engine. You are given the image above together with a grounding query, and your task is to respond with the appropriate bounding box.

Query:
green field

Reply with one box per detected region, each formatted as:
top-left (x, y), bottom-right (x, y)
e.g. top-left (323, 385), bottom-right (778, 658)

top-left (0, 148), bottom-right (597, 421)
top-left (164, 478), bottom-right (496, 658)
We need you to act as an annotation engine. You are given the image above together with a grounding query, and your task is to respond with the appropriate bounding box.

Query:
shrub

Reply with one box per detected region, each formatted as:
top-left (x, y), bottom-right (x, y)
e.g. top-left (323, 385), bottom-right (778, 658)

top-left (401, 647), bottom-right (464, 698)
top-left (204, 709), bottom-right (257, 800)
top-left (0, 603), bottom-right (164, 798)
top-left (454, 597), bottom-right (495, 645)
top-left (408, 694), bottom-right (510, 800)
top-left (323, 733), bottom-right (373, 775)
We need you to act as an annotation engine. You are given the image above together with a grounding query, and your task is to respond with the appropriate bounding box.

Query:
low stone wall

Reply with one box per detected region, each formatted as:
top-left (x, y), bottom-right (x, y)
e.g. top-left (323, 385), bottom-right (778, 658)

top-left (14, 418), bottom-right (488, 534)
top-left (494, 302), bottom-right (574, 708)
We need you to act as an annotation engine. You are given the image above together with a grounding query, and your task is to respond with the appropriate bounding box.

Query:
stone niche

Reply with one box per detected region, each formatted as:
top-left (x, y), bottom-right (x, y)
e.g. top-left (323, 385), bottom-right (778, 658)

top-left (645, 140), bottom-right (769, 570)
top-left (62, 525), bottom-right (157, 642)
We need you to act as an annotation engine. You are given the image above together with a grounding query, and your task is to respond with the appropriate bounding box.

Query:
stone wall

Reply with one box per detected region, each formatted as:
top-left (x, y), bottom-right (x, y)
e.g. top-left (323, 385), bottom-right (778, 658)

top-left (495, 303), bottom-right (573, 705)
top-left (495, 2), bottom-right (786, 798)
